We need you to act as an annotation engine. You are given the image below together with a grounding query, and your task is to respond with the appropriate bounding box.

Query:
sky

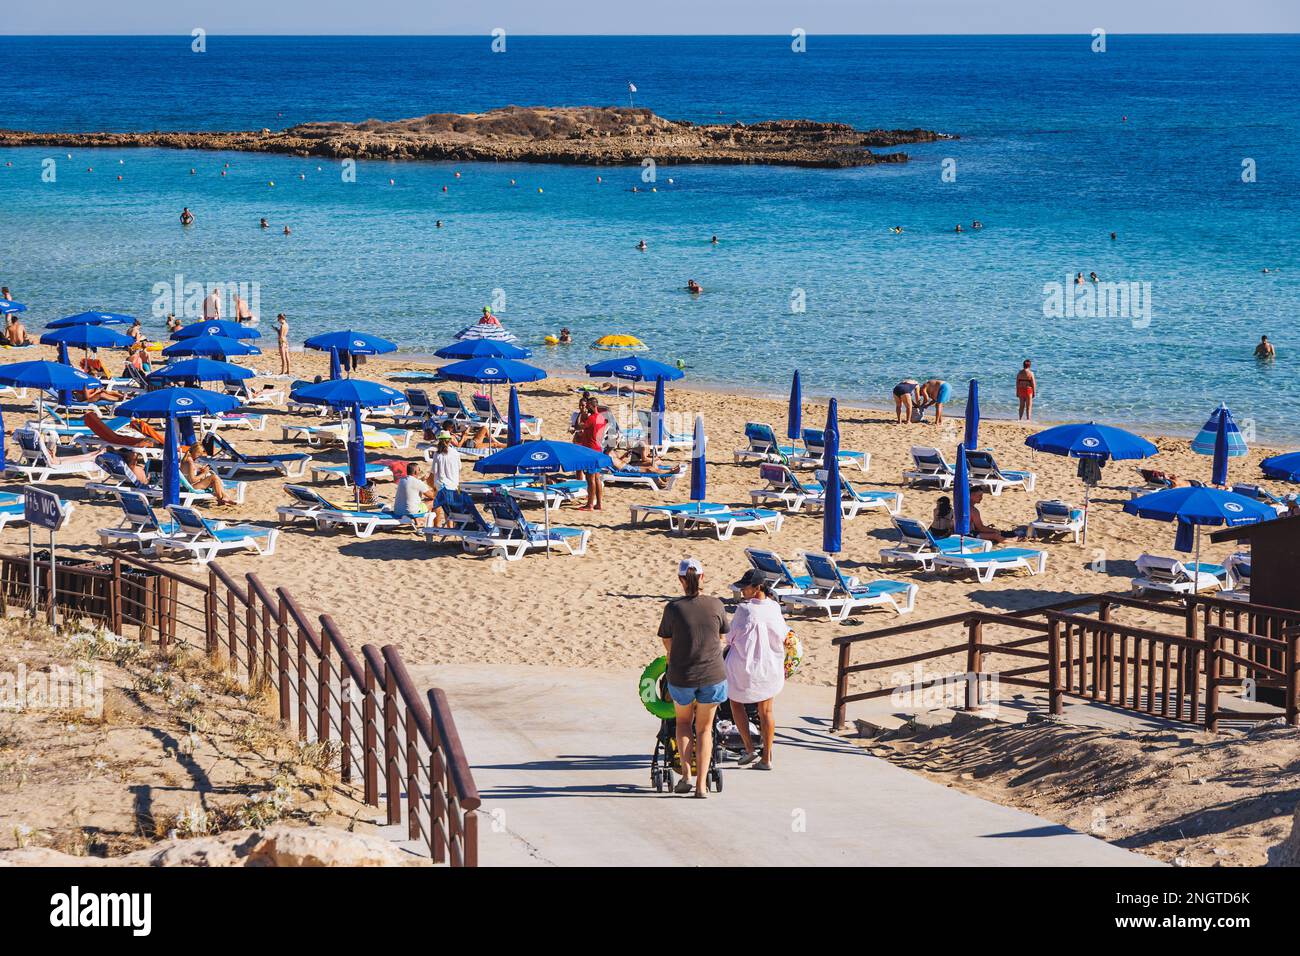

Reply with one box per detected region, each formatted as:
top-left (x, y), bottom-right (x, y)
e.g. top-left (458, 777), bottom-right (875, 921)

top-left (5, 0), bottom-right (1299, 35)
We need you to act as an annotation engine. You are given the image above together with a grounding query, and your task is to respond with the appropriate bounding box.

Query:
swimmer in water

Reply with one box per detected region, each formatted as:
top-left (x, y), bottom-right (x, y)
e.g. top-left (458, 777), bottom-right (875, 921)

top-left (166, 314), bottom-right (183, 333)
top-left (180, 207), bottom-right (194, 226)
top-left (1255, 335), bottom-right (1276, 359)
top-left (283, 225), bottom-right (292, 235)
top-left (711, 235), bottom-right (718, 244)
top-left (637, 240), bottom-right (647, 251)
top-left (558, 327), bottom-right (572, 345)
top-left (686, 279), bottom-right (703, 294)
top-left (972, 221), bottom-right (983, 229)
top-left (954, 224), bottom-right (963, 233)
top-left (1110, 232), bottom-right (1117, 240)
top-left (1089, 271), bottom-right (1099, 283)
top-left (891, 226), bottom-right (903, 234)
top-left (259, 218), bottom-right (269, 229)
top-left (1075, 272), bottom-right (1084, 285)
top-left (436, 220), bottom-right (443, 228)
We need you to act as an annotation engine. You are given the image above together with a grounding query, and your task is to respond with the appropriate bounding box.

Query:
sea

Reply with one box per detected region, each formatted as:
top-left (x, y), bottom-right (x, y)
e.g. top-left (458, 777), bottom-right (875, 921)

top-left (1, 35), bottom-right (1297, 441)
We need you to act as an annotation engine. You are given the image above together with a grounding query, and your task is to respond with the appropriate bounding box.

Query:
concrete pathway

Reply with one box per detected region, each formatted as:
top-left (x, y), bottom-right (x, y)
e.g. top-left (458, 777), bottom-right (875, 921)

top-left (407, 663), bottom-right (1160, 867)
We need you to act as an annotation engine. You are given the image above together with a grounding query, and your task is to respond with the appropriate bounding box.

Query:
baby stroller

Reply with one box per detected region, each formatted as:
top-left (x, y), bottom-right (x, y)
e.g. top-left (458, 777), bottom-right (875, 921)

top-left (647, 671), bottom-right (761, 794)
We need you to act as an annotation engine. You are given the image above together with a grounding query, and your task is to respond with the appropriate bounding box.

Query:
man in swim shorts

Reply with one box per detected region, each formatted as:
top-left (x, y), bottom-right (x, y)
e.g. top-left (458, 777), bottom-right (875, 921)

top-left (916, 379), bottom-right (951, 424)
top-left (1255, 335), bottom-right (1275, 359)
top-left (1016, 360), bottom-right (1037, 420)
top-left (893, 379), bottom-right (919, 424)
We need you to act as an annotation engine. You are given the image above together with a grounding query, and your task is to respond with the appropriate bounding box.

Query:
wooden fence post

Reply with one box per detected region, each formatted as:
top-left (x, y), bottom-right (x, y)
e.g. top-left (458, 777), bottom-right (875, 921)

top-left (1205, 627), bottom-right (1220, 733)
top-left (362, 649), bottom-right (380, 807)
top-left (383, 664), bottom-right (401, 826)
top-left (964, 616), bottom-right (983, 709)
top-left (1048, 618), bottom-right (1063, 716)
top-left (277, 600), bottom-right (291, 724)
top-left (832, 642), bottom-right (850, 731)
top-left (205, 568), bottom-right (219, 657)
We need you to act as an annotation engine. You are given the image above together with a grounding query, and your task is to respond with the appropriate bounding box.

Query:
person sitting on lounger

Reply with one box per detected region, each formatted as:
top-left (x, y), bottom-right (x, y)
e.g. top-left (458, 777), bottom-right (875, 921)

top-left (181, 443), bottom-right (234, 506)
top-left (968, 490), bottom-right (1021, 544)
top-left (80, 355), bottom-right (109, 379)
top-left (930, 496), bottom-right (955, 537)
top-left (5, 316), bottom-right (28, 346)
top-left (77, 383), bottom-right (127, 403)
top-left (122, 449), bottom-right (151, 485)
top-left (609, 448), bottom-right (682, 489)
top-left (394, 461), bottom-right (438, 529)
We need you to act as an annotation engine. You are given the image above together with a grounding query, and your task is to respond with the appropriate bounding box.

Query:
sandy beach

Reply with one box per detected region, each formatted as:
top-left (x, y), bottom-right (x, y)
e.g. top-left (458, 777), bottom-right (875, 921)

top-left (3, 342), bottom-right (1285, 696)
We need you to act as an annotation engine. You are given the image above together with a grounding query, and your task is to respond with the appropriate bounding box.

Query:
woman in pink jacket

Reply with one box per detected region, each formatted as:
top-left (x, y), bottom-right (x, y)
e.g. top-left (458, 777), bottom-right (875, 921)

top-left (725, 569), bottom-right (789, 771)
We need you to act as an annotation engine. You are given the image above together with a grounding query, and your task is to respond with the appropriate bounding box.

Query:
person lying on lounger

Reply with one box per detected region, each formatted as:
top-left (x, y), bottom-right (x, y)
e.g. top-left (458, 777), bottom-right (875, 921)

top-left (608, 449), bottom-right (683, 489)
top-left (181, 443), bottom-right (235, 506)
top-left (443, 421), bottom-right (505, 450)
top-left (121, 449), bottom-right (151, 485)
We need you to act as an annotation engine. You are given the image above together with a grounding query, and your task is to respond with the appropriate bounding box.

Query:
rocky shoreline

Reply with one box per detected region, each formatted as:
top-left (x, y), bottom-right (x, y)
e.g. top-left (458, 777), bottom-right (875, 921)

top-left (0, 105), bottom-right (954, 168)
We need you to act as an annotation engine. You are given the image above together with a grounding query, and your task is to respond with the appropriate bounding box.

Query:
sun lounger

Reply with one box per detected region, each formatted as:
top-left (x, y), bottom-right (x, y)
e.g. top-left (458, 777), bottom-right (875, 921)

top-left (826, 472), bottom-right (903, 518)
top-left (225, 381), bottom-right (285, 407)
top-left (154, 505), bottom-right (279, 566)
top-left (206, 410), bottom-right (266, 432)
top-left (281, 422), bottom-right (411, 449)
top-left (1128, 468), bottom-right (1205, 498)
top-left (285, 381), bottom-right (329, 417)
top-left (4, 428), bottom-right (106, 483)
top-left (272, 484), bottom-right (407, 538)
top-left (964, 450), bottom-right (1036, 496)
top-left (674, 507), bottom-right (784, 541)
top-left (780, 552), bottom-right (918, 622)
top-left (308, 462), bottom-right (394, 487)
top-left (276, 484), bottom-right (341, 527)
top-left (391, 388), bottom-right (440, 426)
top-left (506, 479), bottom-right (588, 511)
top-left (794, 428), bottom-right (870, 473)
top-left (902, 446), bottom-right (955, 489)
top-left (1131, 554), bottom-right (1227, 596)
top-left (97, 491), bottom-right (182, 551)
top-left (1230, 483), bottom-right (1290, 516)
top-left (749, 463), bottom-right (825, 513)
top-left (474, 393), bottom-right (542, 437)
top-left (732, 422), bottom-right (797, 465)
top-left (465, 491), bottom-right (590, 559)
top-left (933, 546), bottom-right (1048, 583)
top-left (729, 547), bottom-right (813, 596)
top-left (199, 433), bottom-right (313, 479)
top-left (85, 452), bottom-right (231, 507)
top-left (1221, 553), bottom-right (1251, 602)
top-left (1026, 499), bottom-right (1085, 542)
top-left (879, 516), bottom-right (993, 570)
top-left (628, 501), bottom-right (730, 528)
top-left (437, 390), bottom-right (491, 429)
top-left (633, 410), bottom-right (694, 453)
top-left (420, 490), bottom-right (496, 547)
top-left (602, 464), bottom-right (683, 492)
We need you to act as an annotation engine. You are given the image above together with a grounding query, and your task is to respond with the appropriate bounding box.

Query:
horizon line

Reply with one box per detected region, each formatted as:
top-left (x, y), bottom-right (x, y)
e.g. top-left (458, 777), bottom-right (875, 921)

top-left (3, 31), bottom-right (1299, 38)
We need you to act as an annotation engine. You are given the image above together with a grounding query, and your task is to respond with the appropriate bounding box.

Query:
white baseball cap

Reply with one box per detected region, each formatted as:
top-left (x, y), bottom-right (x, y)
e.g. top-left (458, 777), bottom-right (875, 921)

top-left (678, 558), bottom-right (703, 576)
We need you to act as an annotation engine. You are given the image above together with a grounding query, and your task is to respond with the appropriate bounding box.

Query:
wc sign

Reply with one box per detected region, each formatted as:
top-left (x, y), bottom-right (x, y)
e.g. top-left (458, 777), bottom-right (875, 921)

top-left (24, 486), bottom-right (67, 532)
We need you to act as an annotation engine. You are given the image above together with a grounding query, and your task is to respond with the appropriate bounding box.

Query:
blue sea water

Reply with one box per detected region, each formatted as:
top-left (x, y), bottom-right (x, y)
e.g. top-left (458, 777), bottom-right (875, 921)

top-left (0, 35), bottom-right (1297, 440)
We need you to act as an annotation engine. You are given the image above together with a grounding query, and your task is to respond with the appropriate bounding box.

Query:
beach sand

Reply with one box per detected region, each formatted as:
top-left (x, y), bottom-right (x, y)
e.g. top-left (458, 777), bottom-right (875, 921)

top-left (4, 343), bottom-right (1287, 697)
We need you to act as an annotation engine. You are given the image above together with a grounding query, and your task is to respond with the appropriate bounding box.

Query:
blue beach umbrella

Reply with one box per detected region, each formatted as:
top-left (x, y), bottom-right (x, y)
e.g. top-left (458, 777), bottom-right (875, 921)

top-left (474, 440), bottom-right (612, 552)
top-left (162, 335), bottom-right (260, 358)
top-left (170, 320), bottom-right (260, 340)
top-left (0, 361), bottom-right (95, 450)
top-left (964, 380), bottom-right (980, 450)
top-left (822, 399), bottom-right (842, 555)
top-left (436, 357), bottom-right (547, 385)
top-left (147, 357), bottom-right (253, 386)
top-left (1191, 404), bottom-right (1247, 458)
top-left (289, 378), bottom-right (404, 410)
top-left (586, 356), bottom-right (683, 449)
top-left (787, 370), bottom-right (802, 443)
top-left (1260, 451), bottom-right (1300, 482)
top-left (689, 414), bottom-right (707, 506)
top-left (1026, 421), bottom-right (1159, 545)
top-left (1124, 486), bottom-right (1273, 577)
top-left (651, 376), bottom-right (667, 449)
top-left (117, 386), bottom-right (240, 419)
top-left (303, 330), bottom-right (398, 356)
top-left (46, 310), bottom-right (132, 328)
top-left (40, 325), bottom-right (134, 351)
top-left (0, 300), bottom-right (27, 316)
top-left (434, 339), bottom-right (532, 361)
top-left (953, 444), bottom-right (972, 539)
top-left (506, 386), bottom-right (522, 447)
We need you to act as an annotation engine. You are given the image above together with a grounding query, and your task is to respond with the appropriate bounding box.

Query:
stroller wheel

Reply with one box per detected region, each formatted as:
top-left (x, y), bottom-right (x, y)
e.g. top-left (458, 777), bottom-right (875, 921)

top-left (651, 768), bottom-right (664, 792)
top-left (664, 765), bottom-right (676, 792)
top-left (709, 765), bottom-right (723, 793)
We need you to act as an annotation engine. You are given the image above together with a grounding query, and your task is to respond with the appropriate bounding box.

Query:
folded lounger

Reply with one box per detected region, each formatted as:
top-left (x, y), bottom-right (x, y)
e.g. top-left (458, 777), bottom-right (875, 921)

top-left (933, 546), bottom-right (1048, 584)
top-left (781, 552), bottom-right (917, 622)
top-left (879, 516), bottom-right (992, 570)
top-left (1026, 499), bottom-right (1085, 542)
top-left (674, 507), bottom-right (784, 541)
top-left (964, 450), bottom-right (1036, 496)
top-left (1131, 553), bottom-right (1228, 596)
top-left (902, 446), bottom-right (955, 489)
top-left (732, 422), bottom-right (797, 465)
top-left (154, 505), bottom-right (279, 566)
top-left (794, 428), bottom-right (870, 474)
top-left (465, 491), bottom-right (590, 560)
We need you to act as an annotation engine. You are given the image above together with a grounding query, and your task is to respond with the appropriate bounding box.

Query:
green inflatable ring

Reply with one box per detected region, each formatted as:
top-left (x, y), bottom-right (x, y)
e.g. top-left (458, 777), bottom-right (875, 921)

top-left (639, 656), bottom-right (677, 720)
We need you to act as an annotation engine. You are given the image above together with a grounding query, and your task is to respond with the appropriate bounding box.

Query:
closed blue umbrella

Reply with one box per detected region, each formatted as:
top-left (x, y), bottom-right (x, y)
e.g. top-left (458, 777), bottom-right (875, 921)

top-left (787, 370), bottom-right (802, 443)
top-left (148, 358), bottom-right (253, 386)
top-left (506, 386), bottom-right (522, 447)
top-left (1124, 486), bottom-right (1273, 577)
top-left (347, 403), bottom-right (369, 496)
top-left (303, 330), bottom-right (397, 356)
top-left (1212, 408), bottom-right (1230, 488)
top-left (953, 444), bottom-right (972, 539)
top-left (170, 320), bottom-right (260, 340)
top-left (162, 335), bottom-right (260, 358)
top-left (40, 325), bottom-right (134, 351)
top-left (161, 413), bottom-right (181, 508)
top-left (964, 380), bottom-right (980, 450)
top-left (1026, 421), bottom-right (1159, 545)
top-left (46, 310), bottom-right (130, 327)
top-left (434, 339), bottom-right (531, 360)
top-left (822, 399), bottom-right (842, 555)
top-left (651, 376), bottom-right (667, 449)
top-left (689, 414), bottom-right (707, 505)
top-left (56, 342), bottom-right (73, 407)
top-left (1191, 403), bottom-right (1247, 458)
top-left (328, 347), bottom-right (343, 380)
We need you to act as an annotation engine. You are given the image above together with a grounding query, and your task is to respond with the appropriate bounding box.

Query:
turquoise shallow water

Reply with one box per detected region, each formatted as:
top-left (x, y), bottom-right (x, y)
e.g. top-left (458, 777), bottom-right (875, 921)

top-left (0, 35), bottom-right (1297, 440)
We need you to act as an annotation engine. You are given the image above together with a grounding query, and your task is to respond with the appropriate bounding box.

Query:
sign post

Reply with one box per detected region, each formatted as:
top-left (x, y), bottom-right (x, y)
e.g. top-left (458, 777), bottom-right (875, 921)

top-left (23, 487), bottom-right (69, 627)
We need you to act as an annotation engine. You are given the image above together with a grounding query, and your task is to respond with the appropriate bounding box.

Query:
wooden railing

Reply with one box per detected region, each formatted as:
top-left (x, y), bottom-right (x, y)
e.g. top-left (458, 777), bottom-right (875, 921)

top-left (833, 591), bottom-right (1299, 733)
top-left (0, 551), bottom-right (480, 866)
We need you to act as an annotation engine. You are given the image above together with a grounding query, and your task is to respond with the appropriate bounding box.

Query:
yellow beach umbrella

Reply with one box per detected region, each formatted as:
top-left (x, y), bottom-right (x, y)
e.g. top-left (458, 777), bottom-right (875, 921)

top-left (591, 333), bottom-right (649, 352)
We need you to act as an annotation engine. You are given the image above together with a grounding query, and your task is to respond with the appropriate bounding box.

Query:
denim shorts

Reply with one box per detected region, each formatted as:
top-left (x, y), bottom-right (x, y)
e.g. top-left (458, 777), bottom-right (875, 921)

top-left (667, 680), bottom-right (728, 706)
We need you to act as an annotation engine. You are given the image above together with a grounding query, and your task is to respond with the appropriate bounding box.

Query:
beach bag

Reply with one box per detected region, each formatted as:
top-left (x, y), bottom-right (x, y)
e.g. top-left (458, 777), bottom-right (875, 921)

top-left (784, 630), bottom-right (804, 679)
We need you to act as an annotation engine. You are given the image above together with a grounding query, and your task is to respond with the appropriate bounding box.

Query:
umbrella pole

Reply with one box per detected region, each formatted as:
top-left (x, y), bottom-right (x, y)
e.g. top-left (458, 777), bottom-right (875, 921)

top-left (1082, 483), bottom-right (1090, 547)
top-left (544, 473), bottom-right (551, 558)
top-left (1194, 524), bottom-right (1202, 589)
